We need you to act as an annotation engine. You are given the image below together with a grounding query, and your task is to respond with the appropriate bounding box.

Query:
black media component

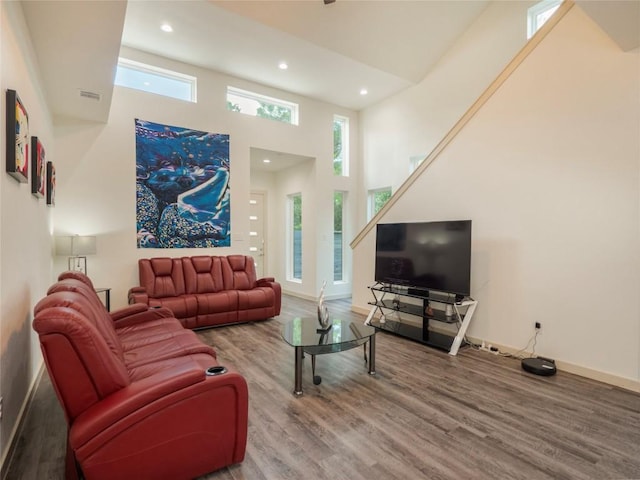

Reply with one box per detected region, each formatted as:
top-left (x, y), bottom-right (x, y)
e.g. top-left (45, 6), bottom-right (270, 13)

top-left (375, 220), bottom-right (472, 297)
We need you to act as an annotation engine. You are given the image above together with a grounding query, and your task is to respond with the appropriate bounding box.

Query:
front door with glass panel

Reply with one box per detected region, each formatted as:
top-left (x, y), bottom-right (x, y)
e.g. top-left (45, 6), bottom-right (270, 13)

top-left (249, 192), bottom-right (266, 277)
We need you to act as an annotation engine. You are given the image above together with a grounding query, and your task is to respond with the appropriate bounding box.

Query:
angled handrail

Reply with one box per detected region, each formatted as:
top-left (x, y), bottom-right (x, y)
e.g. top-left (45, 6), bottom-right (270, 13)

top-left (350, 0), bottom-right (575, 249)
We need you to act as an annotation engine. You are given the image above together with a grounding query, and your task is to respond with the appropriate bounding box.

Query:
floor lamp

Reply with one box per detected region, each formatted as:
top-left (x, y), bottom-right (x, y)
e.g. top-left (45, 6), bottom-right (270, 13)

top-left (55, 235), bottom-right (97, 275)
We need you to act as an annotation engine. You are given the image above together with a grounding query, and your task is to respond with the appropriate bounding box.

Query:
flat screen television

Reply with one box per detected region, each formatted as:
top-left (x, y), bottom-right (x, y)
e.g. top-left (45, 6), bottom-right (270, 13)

top-left (374, 220), bottom-right (472, 297)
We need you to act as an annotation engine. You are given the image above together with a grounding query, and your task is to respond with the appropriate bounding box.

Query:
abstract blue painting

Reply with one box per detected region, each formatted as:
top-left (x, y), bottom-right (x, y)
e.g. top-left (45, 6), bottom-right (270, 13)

top-left (135, 119), bottom-right (230, 248)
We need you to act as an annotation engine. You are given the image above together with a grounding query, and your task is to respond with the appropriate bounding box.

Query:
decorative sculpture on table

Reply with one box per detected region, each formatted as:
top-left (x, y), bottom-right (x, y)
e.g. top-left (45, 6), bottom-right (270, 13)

top-left (316, 280), bottom-right (331, 332)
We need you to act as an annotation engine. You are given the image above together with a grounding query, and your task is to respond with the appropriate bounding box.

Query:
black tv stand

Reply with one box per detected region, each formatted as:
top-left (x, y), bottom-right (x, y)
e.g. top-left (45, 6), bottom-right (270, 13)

top-left (365, 283), bottom-right (478, 356)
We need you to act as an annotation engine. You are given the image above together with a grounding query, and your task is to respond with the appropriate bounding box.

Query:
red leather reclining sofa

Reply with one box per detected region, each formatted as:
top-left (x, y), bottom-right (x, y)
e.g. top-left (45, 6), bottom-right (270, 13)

top-left (128, 255), bottom-right (281, 329)
top-left (32, 271), bottom-right (248, 480)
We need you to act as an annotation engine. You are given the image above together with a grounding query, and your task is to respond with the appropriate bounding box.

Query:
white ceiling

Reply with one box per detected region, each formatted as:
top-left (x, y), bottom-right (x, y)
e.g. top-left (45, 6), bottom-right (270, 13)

top-left (250, 147), bottom-right (314, 173)
top-left (20, 0), bottom-right (640, 124)
top-left (21, 0), bottom-right (127, 123)
top-left (576, 0), bottom-right (640, 51)
top-left (21, 0), bottom-right (489, 122)
top-left (212, 0), bottom-right (489, 84)
top-left (121, 0), bottom-right (489, 111)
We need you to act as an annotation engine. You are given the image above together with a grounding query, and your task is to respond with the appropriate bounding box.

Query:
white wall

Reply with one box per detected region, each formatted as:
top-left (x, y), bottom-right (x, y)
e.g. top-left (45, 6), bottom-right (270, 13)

top-left (353, 6), bottom-right (640, 389)
top-left (358, 1), bottom-right (534, 222)
top-left (53, 47), bottom-right (358, 309)
top-left (273, 160), bottom-right (316, 297)
top-left (0, 1), bottom-right (55, 466)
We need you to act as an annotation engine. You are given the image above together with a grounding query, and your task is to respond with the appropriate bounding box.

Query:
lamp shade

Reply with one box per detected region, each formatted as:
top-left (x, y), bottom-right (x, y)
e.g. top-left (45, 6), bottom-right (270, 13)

top-left (55, 235), bottom-right (97, 256)
top-left (72, 236), bottom-right (97, 255)
top-left (54, 236), bottom-right (72, 256)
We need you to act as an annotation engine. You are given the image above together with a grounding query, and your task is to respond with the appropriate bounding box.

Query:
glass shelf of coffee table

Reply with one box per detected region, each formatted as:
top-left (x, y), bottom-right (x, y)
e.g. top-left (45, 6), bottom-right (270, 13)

top-left (281, 317), bottom-right (376, 396)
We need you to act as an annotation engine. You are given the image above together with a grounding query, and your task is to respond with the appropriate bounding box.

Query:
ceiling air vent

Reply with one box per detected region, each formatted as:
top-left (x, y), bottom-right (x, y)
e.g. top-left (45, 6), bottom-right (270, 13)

top-left (78, 90), bottom-right (101, 102)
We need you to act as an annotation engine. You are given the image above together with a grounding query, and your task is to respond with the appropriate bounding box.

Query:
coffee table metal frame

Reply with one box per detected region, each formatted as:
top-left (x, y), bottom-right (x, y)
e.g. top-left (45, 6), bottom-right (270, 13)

top-left (281, 317), bottom-right (376, 396)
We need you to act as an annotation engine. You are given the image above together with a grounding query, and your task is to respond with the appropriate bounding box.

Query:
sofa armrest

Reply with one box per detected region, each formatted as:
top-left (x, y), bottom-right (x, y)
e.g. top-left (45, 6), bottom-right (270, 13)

top-left (257, 278), bottom-right (281, 315)
top-left (128, 287), bottom-right (148, 305)
top-left (112, 305), bottom-right (175, 328)
top-left (70, 361), bottom-right (248, 449)
top-left (110, 303), bottom-right (149, 321)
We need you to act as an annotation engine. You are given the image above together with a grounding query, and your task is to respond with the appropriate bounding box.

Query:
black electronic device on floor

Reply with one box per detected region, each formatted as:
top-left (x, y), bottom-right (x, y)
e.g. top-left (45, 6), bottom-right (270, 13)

top-left (521, 357), bottom-right (557, 376)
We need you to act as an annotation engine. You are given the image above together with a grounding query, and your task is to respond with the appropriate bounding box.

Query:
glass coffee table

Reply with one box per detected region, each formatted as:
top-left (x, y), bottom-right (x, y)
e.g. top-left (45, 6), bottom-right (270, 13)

top-left (281, 317), bottom-right (376, 396)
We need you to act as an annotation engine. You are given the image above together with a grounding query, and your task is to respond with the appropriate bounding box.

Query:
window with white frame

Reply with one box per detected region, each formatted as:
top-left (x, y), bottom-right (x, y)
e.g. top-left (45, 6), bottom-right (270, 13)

top-left (333, 115), bottom-right (349, 176)
top-left (334, 191), bottom-right (346, 282)
top-left (367, 187), bottom-right (392, 221)
top-left (527, 0), bottom-right (561, 39)
top-left (227, 86), bottom-right (299, 125)
top-left (288, 193), bottom-right (302, 281)
top-left (115, 58), bottom-right (197, 102)
top-left (409, 154), bottom-right (426, 174)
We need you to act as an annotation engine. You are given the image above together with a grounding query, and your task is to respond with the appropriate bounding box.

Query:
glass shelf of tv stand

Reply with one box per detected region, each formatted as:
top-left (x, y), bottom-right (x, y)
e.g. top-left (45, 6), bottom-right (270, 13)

top-left (367, 316), bottom-right (459, 352)
top-left (368, 298), bottom-right (459, 324)
top-left (369, 283), bottom-right (465, 305)
top-left (366, 283), bottom-right (478, 356)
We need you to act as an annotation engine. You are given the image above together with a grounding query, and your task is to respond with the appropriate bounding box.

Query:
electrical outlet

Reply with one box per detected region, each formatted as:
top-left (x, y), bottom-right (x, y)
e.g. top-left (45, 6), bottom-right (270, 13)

top-left (535, 322), bottom-right (541, 330)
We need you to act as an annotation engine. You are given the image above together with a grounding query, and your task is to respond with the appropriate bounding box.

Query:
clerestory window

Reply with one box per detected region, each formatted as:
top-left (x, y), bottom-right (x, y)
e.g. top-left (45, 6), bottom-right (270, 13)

top-left (527, 0), bottom-right (562, 39)
top-left (227, 86), bottom-right (299, 125)
top-left (115, 58), bottom-right (196, 102)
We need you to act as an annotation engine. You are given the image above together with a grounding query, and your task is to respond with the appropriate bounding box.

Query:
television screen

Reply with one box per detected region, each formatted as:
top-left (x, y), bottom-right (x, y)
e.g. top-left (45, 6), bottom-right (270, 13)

top-left (374, 220), bottom-right (472, 296)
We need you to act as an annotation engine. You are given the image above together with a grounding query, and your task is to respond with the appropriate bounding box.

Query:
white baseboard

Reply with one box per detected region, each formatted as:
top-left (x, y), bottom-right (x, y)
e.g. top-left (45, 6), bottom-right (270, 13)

top-left (470, 337), bottom-right (640, 394)
top-left (351, 305), bottom-right (640, 393)
top-left (555, 361), bottom-right (639, 393)
top-left (283, 290), bottom-right (350, 302)
top-left (1, 363), bottom-right (45, 479)
top-left (351, 305), bottom-right (372, 317)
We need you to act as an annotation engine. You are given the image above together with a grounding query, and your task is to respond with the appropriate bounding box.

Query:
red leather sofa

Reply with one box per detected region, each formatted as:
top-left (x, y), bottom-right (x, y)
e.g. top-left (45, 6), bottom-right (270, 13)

top-left (128, 255), bottom-right (281, 329)
top-left (32, 271), bottom-right (248, 480)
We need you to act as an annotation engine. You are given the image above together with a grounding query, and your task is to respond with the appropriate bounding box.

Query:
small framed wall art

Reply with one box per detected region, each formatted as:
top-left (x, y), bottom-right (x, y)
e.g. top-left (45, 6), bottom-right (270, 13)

top-left (6, 89), bottom-right (29, 183)
top-left (46, 161), bottom-right (56, 206)
top-left (31, 136), bottom-right (46, 198)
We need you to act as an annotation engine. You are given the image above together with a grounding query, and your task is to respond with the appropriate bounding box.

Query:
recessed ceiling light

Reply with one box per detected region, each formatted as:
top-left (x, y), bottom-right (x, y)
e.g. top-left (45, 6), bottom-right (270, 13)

top-left (263, 159), bottom-right (271, 164)
top-left (360, 88), bottom-right (368, 96)
top-left (161, 23), bottom-right (173, 33)
top-left (278, 62), bottom-right (288, 70)
top-left (143, 81), bottom-right (151, 86)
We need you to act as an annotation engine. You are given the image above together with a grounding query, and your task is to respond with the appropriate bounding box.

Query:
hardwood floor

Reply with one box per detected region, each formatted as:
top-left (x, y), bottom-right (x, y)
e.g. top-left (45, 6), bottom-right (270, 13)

top-left (5, 295), bottom-right (640, 479)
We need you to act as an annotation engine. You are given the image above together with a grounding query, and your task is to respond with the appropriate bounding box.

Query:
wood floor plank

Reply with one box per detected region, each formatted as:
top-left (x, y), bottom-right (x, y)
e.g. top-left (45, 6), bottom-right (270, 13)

top-left (5, 294), bottom-right (640, 480)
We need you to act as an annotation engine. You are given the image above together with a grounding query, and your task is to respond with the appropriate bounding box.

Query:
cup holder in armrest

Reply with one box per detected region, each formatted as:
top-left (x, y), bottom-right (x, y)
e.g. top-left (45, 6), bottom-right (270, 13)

top-left (206, 366), bottom-right (227, 376)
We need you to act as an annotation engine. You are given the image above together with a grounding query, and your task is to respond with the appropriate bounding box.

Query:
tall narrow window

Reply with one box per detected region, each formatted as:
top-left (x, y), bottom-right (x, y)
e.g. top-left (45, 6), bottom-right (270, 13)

top-left (368, 187), bottom-right (392, 221)
top-left (115, 58), bottom-right (197, 102)
top-left (333, 115), bottom-right (349, 176)
top-left (288, 193), bottom-right (302, 281)
top-left (334, 191), bottom-right (345, 282)
top-left (527, 0), bottom-right (561, 39)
